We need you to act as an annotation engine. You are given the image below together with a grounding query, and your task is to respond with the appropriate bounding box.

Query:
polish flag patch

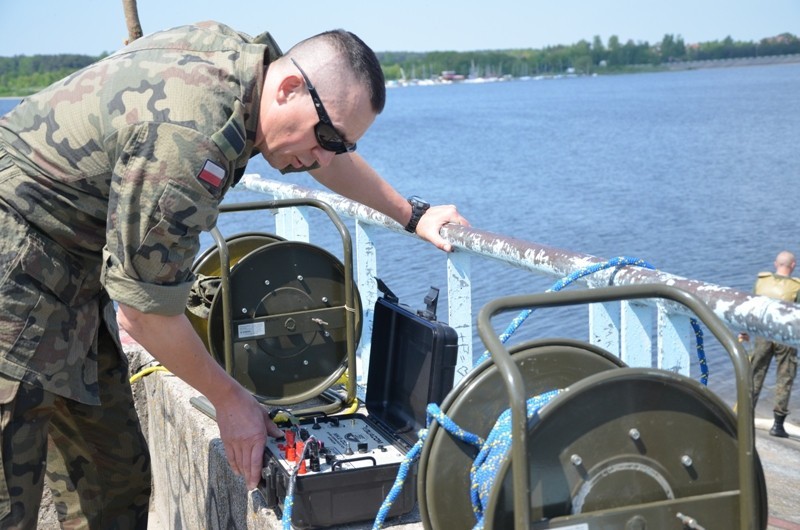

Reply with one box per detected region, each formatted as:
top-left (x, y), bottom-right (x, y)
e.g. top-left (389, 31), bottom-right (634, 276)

top-left (197, 159), bottom-right (226, 188)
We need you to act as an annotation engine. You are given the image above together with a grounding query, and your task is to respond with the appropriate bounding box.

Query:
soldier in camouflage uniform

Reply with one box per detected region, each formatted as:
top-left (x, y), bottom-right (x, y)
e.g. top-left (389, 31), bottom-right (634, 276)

top-left (740, 250), bottom-right (800, 438)
top-left (0, 21), bottom-right (468, 528)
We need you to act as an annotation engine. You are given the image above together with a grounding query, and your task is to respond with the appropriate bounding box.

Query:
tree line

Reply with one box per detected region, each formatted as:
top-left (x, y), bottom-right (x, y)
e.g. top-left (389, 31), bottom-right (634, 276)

top-left (0, 54), bottom-right (107, 96)
top-left (377, 33), bottom-right (800, 80)
top-left (1, 32), bottom-right (798, 96)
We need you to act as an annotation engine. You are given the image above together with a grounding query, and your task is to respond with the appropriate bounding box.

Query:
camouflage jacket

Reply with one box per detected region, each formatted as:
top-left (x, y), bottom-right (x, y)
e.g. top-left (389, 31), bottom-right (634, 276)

top-left (0, 21), bottom-right (277, 404)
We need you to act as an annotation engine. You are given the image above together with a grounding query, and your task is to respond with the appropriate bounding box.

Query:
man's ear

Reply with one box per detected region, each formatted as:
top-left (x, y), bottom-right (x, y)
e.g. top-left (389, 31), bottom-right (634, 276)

top-left (276, 72), bottom-right (305, 104)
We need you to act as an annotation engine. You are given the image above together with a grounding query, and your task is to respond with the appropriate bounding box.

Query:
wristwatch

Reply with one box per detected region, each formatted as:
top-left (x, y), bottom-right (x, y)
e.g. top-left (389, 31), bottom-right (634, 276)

top-left (404, 195), bottom-right (430, 233)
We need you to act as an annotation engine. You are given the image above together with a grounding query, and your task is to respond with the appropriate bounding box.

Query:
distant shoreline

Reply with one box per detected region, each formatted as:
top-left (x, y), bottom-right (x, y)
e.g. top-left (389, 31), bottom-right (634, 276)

top-left (661, 53), bottom-right (800, 71)
top-left (2, 54), bottom-right (799, 99)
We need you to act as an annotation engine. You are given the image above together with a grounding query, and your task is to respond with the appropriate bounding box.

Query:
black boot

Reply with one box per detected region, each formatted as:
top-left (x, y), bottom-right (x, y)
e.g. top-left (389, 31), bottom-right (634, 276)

top-left (769, 412), bottom-right (789, 438)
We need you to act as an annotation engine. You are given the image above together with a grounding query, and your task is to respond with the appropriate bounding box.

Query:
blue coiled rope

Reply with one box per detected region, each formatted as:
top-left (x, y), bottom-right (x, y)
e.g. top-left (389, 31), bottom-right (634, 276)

top-left (372, 403), bottom-right (484, 529)
top-left (371, 256), bottom-right (712, 529)
top-left (372, 393), bottom-right (561, 530)
top-left (469, 389), bottom-right (561, 528)
top-left (691, 318), bottom-right (709, 386)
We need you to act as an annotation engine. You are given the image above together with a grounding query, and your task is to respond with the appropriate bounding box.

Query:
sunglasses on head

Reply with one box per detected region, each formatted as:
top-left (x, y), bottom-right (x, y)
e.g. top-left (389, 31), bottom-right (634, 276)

top-left (291, 58), bottom-right (357, 155)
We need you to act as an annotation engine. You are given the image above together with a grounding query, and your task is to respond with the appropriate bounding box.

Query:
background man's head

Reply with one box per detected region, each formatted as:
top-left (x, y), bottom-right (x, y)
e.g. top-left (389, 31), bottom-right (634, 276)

top-left (775, 250), bottom-right (796, 275)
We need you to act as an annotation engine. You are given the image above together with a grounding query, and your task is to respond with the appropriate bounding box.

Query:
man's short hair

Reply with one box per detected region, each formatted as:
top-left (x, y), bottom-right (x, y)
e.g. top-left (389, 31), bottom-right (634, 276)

top-left (289, 29), bottom-right (386, 115)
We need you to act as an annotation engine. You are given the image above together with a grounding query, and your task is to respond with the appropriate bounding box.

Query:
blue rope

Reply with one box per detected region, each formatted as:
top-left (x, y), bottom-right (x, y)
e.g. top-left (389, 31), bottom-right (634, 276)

top-left (372, 403), bottom-right (484, 529)
top-left (474, 256), bottom-right (654, 366)
top-left (469, 389), bottom-right (561, 529)
top-left (371, 257), bottom-right (713, 528)
top-left (472, 256), bottom-right (709, 386)
top-left (372, 393), bottom-right (561, 530)
top-left (691, 317), bottom-right (710, 385)
top-left (371, 437), bottom-right (424, 530)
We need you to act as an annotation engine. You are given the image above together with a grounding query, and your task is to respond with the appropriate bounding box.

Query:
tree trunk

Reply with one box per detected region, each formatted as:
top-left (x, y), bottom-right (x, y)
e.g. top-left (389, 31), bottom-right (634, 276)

top-left (122, 0), bottom-right (143, 44)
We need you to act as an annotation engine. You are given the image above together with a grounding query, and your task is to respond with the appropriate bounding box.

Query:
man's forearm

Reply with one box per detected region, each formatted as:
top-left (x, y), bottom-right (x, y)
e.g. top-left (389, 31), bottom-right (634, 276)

top-left (310, 153), bottom-right (413, 226)
top-left (116, 304), bottom-right (241, 405)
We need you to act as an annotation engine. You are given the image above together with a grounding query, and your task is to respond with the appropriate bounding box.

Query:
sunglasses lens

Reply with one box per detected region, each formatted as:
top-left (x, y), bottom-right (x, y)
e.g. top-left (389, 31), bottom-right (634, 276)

top-left (315, 122), bottom-right (356, 154)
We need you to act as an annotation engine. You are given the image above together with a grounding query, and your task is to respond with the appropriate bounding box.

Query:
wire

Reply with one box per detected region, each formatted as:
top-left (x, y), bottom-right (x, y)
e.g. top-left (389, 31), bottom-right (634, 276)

top-left (372, 402), bottom-right (483, 530)
top-left (129, 365), bottom-right (170, 384)
top-left (281, 435), bottom-right (317, 530)
top-left (469, 390), bottom-right (560, 528)
top-left (371, 393), bottom-right (560, 530)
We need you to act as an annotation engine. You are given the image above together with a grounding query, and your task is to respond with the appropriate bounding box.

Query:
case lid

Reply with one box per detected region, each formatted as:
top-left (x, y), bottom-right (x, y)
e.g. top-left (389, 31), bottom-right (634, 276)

top-left (364, 285), bottom-right (457, 447)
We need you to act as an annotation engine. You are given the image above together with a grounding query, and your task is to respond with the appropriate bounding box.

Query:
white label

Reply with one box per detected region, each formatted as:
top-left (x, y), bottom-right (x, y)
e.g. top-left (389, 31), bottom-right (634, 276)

top-left (237, 321), bottom-right (265, 339)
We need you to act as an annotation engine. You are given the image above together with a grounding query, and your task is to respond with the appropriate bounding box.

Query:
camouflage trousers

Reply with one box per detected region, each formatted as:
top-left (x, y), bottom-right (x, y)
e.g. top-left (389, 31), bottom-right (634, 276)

top-left (751, 336), bottom-right (798, 416)
top-left (0, 324), bottom-right (151, 529)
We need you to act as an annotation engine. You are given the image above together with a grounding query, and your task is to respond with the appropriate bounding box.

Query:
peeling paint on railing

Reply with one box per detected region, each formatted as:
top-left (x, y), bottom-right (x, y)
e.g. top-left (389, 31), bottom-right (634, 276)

top-left (240, 175), bottom-right (800, 348)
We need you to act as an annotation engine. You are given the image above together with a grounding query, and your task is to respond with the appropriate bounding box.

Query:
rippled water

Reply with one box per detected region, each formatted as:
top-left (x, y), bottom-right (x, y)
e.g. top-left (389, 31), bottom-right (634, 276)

top-left (3, 62), bottom-right (800, 410)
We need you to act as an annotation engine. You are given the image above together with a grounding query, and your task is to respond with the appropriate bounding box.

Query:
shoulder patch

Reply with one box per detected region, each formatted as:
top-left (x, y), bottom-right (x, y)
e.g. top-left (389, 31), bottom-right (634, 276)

top-left (211, 100), bottom-right (247, 161)
top-left (757, 272), bottom-right (771, 278)
top-left (197, 159), bottom-right (227, 189)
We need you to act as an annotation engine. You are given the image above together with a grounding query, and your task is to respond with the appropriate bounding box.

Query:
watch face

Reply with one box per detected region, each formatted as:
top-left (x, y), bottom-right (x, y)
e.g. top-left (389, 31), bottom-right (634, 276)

top-left (409, 196), bottom-right (430, 210)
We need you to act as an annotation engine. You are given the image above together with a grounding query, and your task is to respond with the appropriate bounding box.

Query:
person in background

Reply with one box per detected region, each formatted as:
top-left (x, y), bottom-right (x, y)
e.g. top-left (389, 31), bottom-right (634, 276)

top-left (0, 21), bottom-right (468, 527)
top-left (739, 250), bottom-right (800, 438)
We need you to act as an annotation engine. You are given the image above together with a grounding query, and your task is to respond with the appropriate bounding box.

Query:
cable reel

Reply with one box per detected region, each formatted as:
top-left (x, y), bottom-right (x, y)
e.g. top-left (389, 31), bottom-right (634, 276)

top-left (418, 284), bottom-right (767, 530)
top-left (185, 200), bottom-right (361, 407)
top-left (419, 339), bottom-right (626, 530)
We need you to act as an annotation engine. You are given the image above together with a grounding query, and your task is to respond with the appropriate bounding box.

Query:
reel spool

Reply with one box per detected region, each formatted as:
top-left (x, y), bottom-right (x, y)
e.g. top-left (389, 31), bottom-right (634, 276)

top-left (185, 200), bottom-right (361, 406)
top-left (486, 368), bottom-right (768, 528)
top-left (187, 231), bottom-right (285, 349)
top-left (419, 284), bottom-right (768, 530)
top-left (419, 339), bottom-right (627, 530)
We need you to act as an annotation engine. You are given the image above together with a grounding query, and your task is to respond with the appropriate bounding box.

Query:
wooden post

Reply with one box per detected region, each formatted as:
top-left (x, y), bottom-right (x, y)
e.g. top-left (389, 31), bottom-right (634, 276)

top-left (122, 0), bottom-right (143, 44)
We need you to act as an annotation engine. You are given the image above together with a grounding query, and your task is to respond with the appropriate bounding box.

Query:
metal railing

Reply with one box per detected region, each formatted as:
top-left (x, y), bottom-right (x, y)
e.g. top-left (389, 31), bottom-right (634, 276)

top-left (239, 174), bottom-right (800, 385)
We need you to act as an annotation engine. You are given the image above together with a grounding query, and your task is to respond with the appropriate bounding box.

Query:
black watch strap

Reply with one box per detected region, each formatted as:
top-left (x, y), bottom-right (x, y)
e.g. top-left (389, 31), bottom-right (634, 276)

top-left (404, 195), bottom-right (430, 233)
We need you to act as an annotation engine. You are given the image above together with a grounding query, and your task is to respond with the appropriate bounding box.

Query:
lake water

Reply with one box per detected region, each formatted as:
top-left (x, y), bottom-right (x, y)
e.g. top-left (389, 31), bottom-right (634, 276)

top-left (3, 62), bottom-right (800, 412)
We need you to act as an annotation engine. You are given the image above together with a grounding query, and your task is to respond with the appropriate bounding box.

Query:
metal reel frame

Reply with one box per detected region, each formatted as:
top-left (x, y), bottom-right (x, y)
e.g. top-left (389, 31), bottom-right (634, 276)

top-left (484, 367), bottom-right (768, 529)
top-left (187, 231), bottom-right (286, 352)
top-left (201, 199), bottom-right (360, 416)
top-left (420, 284), bottom-right (763, 530)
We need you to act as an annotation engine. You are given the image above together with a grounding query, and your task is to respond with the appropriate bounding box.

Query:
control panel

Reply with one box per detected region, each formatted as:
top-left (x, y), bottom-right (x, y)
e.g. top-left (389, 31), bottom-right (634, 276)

top-left (266, 414), bottom-right (407, 476)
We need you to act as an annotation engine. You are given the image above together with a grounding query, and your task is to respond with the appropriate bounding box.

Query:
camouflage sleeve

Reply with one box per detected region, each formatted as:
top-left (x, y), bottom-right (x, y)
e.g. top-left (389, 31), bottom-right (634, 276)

top-left (102, 122), bottom-right (228, 315)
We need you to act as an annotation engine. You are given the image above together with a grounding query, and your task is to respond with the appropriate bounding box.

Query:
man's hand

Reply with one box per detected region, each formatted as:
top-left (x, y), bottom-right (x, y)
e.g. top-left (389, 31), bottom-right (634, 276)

top-left (116, 305), bottom-right (284, 490)
top-left (214, 387), bottom-right (285, 490)
top-left (415, 204), bottom-right (470, 252)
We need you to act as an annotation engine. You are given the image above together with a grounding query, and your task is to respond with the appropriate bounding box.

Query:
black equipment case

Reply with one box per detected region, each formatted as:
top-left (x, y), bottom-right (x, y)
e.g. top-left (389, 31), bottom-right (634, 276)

top-left (259, 283), bottom-right (459, 528)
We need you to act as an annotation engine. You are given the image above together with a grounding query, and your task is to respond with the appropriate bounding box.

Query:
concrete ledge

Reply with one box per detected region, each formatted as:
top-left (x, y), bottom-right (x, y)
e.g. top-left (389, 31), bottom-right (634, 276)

top-left (126, 339), bottom-right (279, 529)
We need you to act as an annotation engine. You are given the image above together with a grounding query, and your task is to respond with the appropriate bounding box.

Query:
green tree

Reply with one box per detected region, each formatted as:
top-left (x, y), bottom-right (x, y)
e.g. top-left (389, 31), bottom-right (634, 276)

top-left (591, 35), bottom-right (606, 66)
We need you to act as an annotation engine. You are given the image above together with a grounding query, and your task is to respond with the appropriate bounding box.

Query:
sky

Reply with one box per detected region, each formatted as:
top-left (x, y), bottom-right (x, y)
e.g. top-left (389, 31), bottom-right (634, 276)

top-left (1, 0), bottom-right (798, 56)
